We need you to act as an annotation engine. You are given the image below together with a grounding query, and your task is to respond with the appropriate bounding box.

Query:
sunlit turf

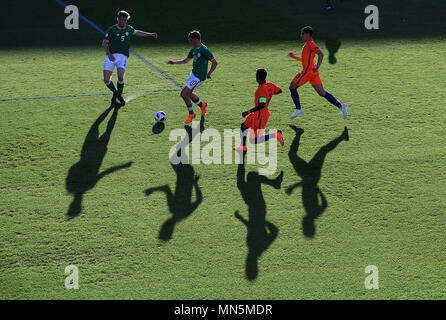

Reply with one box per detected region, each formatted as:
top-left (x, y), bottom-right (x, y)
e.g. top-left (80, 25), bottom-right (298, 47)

top-left (1, 38), bottom-right (445, 299)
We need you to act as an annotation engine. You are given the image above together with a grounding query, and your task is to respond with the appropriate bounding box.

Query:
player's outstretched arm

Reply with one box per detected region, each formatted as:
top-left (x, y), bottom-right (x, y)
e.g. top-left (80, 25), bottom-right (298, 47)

top-left (287, 52), bottom-right (302, 61)
top-left (167, 57), bottom-right (191, 65)
top-left (135, 30), bottom-right (158, 38)
top-left (207, 58), bottom-right (218, 79)
top-left (242, 102), bottom-right (266, 117)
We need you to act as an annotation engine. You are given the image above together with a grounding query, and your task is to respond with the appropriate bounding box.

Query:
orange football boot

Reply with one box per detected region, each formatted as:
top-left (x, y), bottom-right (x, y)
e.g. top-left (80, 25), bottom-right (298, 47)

top-left (276, 130), bottom-right (284, 146)
top-left (199, 102), bottom-right (207, 116)
top-left (184, 113), bottom-right (196, 124)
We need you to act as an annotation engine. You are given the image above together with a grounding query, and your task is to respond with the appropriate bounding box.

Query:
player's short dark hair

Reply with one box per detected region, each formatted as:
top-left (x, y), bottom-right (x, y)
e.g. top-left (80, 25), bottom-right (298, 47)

top-left (117, 10), bottom-right (130, 19)
top-left (301, 26), bottom-right (313, 36)
top-left (256, 68), bottom-right (267, 80)
top-left (188, 30), bottom-right (201, 40)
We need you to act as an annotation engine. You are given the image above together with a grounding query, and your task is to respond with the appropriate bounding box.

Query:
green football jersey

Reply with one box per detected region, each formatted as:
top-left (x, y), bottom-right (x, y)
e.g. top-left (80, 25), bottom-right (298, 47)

top-left (187, 44), bottom-right (215, 81)
top-left (104, 25), bottom-right (136, 57)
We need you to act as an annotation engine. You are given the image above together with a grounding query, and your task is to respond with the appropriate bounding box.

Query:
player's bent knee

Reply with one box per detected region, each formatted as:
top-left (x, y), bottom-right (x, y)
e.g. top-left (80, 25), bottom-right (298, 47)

top-left (181, 89), bottom-right (190, 98)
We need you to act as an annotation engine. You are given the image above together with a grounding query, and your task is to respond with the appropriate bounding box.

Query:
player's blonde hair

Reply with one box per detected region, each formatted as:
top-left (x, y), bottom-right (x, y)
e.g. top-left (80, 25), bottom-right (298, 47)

top-left (117, 10), bottom-right (131, 20)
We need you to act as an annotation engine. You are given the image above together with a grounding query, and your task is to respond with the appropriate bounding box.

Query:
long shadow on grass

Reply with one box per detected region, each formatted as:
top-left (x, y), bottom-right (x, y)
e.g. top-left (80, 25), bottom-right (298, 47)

top-left (286, 125), bottom-right (348, 237)
top-left (235, 161), bottom-right (283, 281)
top-left (65, 104), bottom-right (132, 218)
top-left (144, 119), bottom-right (204, 241)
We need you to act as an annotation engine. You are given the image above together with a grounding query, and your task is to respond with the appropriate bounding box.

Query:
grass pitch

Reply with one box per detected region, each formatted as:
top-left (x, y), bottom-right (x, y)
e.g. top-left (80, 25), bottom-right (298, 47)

top-left (0, 0), bottom-right (445, 299)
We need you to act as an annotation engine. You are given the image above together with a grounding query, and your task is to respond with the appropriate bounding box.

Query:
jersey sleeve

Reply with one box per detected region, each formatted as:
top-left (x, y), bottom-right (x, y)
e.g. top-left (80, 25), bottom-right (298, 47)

top-left (203, 48), bottom-right (215, 61)
top-left (311, 41), bottom-right (321, 53)
top-left (129, 25), bottom-right (136, 36)
top-left (187, 48), bottom-right (194, 59)
top-left (272, 83), bottom-right (282, 94)
top-left (104, 27), bottom-right (113, 40)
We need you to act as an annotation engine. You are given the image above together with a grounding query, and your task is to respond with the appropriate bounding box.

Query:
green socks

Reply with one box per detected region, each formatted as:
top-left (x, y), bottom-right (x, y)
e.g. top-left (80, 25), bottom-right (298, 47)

top-left (187, 104), bottom-right (194, 114)
top-left (106, 80), bottom-right (117, 94)
top-left (192, 97), bottom-right (203, 107)
top-left (117, 81), bottom-right (124, 95)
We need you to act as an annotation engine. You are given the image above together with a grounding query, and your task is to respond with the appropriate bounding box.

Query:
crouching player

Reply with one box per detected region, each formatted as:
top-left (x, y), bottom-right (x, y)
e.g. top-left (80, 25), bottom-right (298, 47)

top-left (233, 68), bottom-right (284, 152)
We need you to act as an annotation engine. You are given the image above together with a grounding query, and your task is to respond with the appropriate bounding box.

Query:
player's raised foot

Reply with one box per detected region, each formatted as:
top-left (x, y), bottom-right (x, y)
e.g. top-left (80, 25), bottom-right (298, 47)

top-left (233, 145), bottom-right (247, 151)
top-left (276, 130), bottom-right (284, 147)
top-left (184, 113), bottom-right (196, 124)
top-left (199, 102), bottom-right (207, 116)
top-left (290, 109), bottom-right (304, 119)
top-left (341, 103), bottom-right (348, 119)
top-left (111, 93), bottom-right (118, 104)
top-left (117, 95), bottom-right (126, 106)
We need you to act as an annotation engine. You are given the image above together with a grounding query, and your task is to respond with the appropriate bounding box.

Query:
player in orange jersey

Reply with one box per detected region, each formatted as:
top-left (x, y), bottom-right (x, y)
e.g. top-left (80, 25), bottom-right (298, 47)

top-left (233, 68), bottom-right (284, 152)
top-left (288, 26), bottom-right (347, 120)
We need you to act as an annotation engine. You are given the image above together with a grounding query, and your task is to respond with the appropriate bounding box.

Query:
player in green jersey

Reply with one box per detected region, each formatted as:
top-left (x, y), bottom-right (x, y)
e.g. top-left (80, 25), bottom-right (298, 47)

top-left (102, 10), bottom-right (158, 106)
top-left (167, 30), bottom-right (218, 123)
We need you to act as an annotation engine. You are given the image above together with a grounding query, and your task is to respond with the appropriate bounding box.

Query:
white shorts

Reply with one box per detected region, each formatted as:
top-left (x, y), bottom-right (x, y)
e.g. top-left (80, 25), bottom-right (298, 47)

top-left (103, 53), bottom-right (128, 71)
top-left (185, 72), bottom-right (204, 90)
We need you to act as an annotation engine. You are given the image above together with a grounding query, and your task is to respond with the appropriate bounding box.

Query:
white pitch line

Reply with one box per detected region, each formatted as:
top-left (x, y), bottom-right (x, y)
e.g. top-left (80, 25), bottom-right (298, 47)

top-left (0, 89), bottom-right (178, 103)
top-left (129, 49), bottom-right (182, 89)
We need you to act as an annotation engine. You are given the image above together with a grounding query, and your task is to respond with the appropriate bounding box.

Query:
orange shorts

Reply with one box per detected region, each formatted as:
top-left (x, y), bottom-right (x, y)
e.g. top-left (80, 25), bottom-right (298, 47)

top-left (243, 109), bottom-right (270, 138)
top-left (293, 70), bottom-right (322, 86)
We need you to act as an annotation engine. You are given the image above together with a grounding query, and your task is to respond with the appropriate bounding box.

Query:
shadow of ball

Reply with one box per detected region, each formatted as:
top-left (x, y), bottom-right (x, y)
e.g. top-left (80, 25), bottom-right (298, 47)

top-left (152, 122), bottom-right (165, 134)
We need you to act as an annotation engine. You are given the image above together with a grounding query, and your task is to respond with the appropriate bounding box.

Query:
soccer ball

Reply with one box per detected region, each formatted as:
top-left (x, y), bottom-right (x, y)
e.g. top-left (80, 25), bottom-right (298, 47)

top-left (154, 110), bottom-right (166, 122)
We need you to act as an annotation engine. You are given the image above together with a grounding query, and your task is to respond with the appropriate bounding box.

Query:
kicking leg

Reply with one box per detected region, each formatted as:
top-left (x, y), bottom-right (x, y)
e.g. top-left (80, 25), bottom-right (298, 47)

top-left (248, 130), bottom-right (283, 147)
top-left (191, 91), bottom-right (207, 116)
top-left (233, 123), bottom-right (249, 151)
top-left (314, 84), bottom-right (347, 119)
top-left (181, 87), bottom-right (196, 123)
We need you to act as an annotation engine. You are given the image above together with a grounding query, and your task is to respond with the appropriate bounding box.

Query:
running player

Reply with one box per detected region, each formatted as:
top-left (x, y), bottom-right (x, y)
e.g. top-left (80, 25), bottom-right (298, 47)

top-left (233, 68), bottom-right (284, 152)
top-left (167, 31), bottom-right (218, 123)
top-left (102, 10), bottom-right (158, 106)
top-left (288, 26), bottom-right (347, 119)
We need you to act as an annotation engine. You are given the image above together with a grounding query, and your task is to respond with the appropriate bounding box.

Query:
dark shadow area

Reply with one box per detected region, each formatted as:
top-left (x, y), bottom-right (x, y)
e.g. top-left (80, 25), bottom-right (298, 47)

top-left (286, 125), bottom-right (348, 237)
top-left (144, 120), bottom-right (203, 241)
top-left (152, 122), bottom-right (165, 135)
top-left (324, 37), bottom-right (342, 64)
top-left (3, 0), bottom-right (445, 49)
top-left (235, 162), bottom-right (283, 281)
top-left (65, 104), bottom-right (132, 218)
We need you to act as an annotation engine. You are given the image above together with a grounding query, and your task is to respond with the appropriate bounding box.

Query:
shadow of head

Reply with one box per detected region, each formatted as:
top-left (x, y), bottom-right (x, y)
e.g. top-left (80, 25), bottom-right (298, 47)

top-left (246, 171), bottom-right (259, 183)
top-left (324, 38), bottom-right (341, 64)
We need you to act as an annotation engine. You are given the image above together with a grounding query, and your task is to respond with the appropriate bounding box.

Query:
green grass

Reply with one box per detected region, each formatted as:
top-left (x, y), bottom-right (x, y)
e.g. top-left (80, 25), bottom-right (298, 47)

top-left (1, 0), bottom-right (446, 300)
